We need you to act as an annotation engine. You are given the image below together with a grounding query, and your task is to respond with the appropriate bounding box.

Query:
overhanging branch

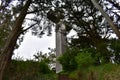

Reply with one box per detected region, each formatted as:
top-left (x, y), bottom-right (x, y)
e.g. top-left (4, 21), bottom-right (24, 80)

top-left (22, 23), bottom-right (37, 33)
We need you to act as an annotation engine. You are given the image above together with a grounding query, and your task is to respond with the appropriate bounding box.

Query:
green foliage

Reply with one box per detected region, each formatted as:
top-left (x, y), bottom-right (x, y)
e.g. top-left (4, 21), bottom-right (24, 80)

top-left (104, 64), bottom-right (120, 80)
top-left (58, 48), bottom-right (79, 72)
top-left (38, 61), bottom-right (51, 74)
top-left (59, 63), bottom-right (120, 80)
top-left (75, 50), bottom-right (95, 68)
top-left (109, 39), bottom-right (120, 63)
top-left (3, 60), bottom-right (57, 80)
top-left (33, 48), bottom-right (56, 69)
top-left (87, 63), bottom-right (119, 80)
top-left (58, 45), bottom-right (120, 79)
top-left (58, 47), bottom-right (96, 72)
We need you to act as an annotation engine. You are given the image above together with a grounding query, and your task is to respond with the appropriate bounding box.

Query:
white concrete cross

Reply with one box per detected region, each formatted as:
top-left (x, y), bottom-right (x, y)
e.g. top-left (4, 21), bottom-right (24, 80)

top-left (56, 20), bottom-right (66, 73)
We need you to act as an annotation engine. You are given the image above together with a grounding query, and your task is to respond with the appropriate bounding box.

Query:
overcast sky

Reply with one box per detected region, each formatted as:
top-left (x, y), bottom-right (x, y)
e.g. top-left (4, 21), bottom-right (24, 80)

top-left (13, 30), bottom-right (55, 60)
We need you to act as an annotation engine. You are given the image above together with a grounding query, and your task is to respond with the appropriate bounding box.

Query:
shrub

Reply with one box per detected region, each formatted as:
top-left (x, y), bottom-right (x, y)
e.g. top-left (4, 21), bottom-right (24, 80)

top-left (58, 48), bottom-right (79, 72)
top-left (3, 60), bottom-right (56, 80)
top-left (75, 50), bottom-right (95, 68)
top-left (38, 61), bottom-right (51, 74)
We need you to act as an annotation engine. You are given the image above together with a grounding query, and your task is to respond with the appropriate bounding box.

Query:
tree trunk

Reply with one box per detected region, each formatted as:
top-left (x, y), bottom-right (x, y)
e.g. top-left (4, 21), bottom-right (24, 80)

top-left (0, 0), bottom-right (32, 79)
top-left (91, 0), bottom-right (120, 39)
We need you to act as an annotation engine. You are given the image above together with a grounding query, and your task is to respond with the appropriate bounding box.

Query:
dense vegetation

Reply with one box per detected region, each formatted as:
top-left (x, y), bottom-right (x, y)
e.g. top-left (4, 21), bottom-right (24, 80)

top-left (3, 48), bottom-right (120, 80)
top-left (58, 47), bottom-right (120, 80)
top-left (0, 0), bottom-right (120, 80)
top-left (3, 60), bottom-right (57, 80)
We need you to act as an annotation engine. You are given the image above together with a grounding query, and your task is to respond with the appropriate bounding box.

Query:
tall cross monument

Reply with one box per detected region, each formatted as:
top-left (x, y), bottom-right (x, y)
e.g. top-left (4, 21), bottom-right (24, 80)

top-left (56, 20), bottom-right (66, 73)
top-left (46, 9), bottom-right (66, 73)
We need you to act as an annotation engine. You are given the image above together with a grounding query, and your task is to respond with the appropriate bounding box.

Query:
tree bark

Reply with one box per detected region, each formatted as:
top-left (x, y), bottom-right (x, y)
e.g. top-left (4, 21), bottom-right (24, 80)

top-left (0, 0), bottom-right (32, 79)
top-left (91, 0), bottom-right (120, 39)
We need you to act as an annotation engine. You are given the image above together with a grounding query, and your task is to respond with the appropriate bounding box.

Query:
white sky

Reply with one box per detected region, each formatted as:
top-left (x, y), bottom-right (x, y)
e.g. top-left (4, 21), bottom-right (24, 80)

top-left (13, 30), bottom-right (56, 60)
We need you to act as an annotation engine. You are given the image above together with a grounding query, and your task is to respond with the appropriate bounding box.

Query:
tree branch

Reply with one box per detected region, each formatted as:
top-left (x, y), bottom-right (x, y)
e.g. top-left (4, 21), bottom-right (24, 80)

top-left (22, 23), bottom-right (37, 33)
top-left (91, 0), bottom-right (120, 39)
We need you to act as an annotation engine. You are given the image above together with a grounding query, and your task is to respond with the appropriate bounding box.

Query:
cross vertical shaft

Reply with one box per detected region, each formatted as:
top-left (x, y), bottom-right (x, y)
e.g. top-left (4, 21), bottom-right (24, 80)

top-left (56, 20), bottom-right (66, 73)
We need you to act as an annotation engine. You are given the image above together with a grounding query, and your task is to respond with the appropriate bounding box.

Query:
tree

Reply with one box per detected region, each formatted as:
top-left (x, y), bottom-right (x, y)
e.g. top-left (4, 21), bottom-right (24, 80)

top-left (0, 0), bottom-right (32, 79)
top-left (0, 0), bottom-right (56, 79)
top-left (91, 0), bottom-right (120, 38)
top-left (47, 0), bottom-right (120, 63)
top-left (0, 0), bottom-right (15, 53)
top-left (0, 0), bottom-right (120, 79)
top-left (30, 0), bottom-right (120, 65)
top-left (61, 0), bottom-right (111, 63)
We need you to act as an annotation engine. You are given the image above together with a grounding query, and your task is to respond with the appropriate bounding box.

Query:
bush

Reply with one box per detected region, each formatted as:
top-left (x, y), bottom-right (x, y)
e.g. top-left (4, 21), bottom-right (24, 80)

top-left (38, 61), bottom-right (51, 74)
top-left (3, 60), bottom-right (56, 80)
top-left (75, 50), bottom-right (95, 68)
top-left (58, 48), bottom-right (79, 72)
top-left (58, 48), bottom-right (96, 72)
